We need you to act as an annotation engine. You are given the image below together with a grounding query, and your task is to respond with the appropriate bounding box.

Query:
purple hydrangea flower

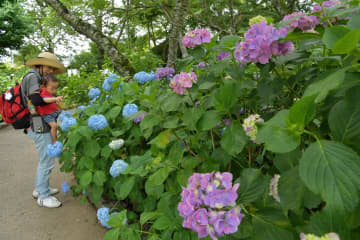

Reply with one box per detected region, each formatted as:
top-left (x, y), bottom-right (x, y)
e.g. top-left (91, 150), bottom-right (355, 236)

top-left (169, 72), bottom-right (197, 95)
top-left (178, 172), bottom-right (245, 240)
top-left (196, 62), bottom-right (209, 69)
top-left (234, 21), bottom-right (294, 64)
top-left (217, 52), bottom-right (231, 61)
top-left (133, 113), bottom-right (148, 123)
top-left (154, 67), bottom-right (175, 79)
top-left (281, 12), bottom-right (320, 32)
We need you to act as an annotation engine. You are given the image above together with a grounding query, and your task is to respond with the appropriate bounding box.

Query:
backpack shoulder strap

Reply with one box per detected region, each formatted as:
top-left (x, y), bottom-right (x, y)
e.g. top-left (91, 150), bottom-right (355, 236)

top-left (21, 69), bottom-right (42, 98)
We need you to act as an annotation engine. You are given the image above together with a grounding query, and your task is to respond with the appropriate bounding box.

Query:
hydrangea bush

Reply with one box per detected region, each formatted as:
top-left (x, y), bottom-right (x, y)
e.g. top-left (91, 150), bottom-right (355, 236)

top-left (58, 4), bottom-right (360, 240)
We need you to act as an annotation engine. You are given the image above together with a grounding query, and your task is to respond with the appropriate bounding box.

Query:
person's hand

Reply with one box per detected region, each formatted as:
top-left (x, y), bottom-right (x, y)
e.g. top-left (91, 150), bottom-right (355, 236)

top-left (55, 96), bottom-right (63, 104)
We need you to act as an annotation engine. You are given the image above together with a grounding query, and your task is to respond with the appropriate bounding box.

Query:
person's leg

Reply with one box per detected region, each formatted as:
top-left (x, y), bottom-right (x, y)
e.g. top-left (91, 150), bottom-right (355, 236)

top-left (28, 129), bottom-right (55, 198)
top-left (48, 122), bottom-right (57, 143)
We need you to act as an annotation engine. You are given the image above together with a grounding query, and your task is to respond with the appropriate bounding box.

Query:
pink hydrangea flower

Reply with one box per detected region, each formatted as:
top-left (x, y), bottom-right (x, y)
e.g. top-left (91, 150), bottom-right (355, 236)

top-left (169, 72), bottom-right (197, 95)
top-left (183, 29), bottom-right (211, 48)
top-left (178, 172), bottom-right (245, 240)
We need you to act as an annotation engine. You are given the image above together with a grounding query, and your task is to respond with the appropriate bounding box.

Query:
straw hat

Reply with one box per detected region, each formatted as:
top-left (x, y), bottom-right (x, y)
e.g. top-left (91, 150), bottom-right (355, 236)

top-left (26, 52), bottom-right (66, 74)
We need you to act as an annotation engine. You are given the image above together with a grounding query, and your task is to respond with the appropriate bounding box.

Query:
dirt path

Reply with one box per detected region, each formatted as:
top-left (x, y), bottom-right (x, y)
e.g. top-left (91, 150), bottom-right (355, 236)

top-left (0, 125), bottom-right (106, 240)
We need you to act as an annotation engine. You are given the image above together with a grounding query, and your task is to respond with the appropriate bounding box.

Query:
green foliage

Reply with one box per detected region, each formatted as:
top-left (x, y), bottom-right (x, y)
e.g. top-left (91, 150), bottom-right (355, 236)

top-left (57, 3), bottom-right (360, 240)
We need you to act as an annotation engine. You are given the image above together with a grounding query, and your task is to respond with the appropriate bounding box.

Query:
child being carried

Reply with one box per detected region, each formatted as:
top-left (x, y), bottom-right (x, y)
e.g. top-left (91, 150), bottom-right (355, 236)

top-left (36, 75), bottom-right (63, 143)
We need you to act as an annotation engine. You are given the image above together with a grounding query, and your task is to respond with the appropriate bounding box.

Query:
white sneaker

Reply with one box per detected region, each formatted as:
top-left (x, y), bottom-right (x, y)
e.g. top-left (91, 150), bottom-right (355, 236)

top-left (37, 196), bottom-right (62, 208)
top-left (32, 188), bottom-right (59, 199)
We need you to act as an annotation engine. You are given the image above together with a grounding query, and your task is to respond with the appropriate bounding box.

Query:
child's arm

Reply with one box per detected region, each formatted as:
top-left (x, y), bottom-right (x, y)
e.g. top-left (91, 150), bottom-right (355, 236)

top-left (42, 96), bottom-right (63, 104)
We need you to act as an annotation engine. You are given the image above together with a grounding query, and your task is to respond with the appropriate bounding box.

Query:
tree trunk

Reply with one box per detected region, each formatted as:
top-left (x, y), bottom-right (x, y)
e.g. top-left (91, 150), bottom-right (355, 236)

top-left (178, 32), bottom-right (188, 58)
top-left (40, 0), bottom-right (134, 75)
top-left (95, 12), bottom-right (105, 70)
top-left (167, 0), bottom-right (188, 69)
top-left (228, 0), bottom-right (235, 34)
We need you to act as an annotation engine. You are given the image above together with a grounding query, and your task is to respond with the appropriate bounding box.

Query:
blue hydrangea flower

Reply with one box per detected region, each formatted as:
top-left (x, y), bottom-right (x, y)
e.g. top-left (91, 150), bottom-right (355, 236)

top-left (88, 88), bottom-right (101, 100)
top-left (59, 111), bottom-right (72, 122)
top-left (109, 160), bottom-right (129, 177)
top-left (88, 114), bottom-right (108, 130)
top-left (62, 182), bottom-right (70, 193)
top-left (78, 105), bottom-right (87, 111)
top-left (97, 207), bottom-right (112, 229)
top-left (47, 141), bottom-right (63, 157)
top-left (134, 71), bottom-right (155, 84)
top-left (102, 73), bottom-right (120, 91)
top-left (60, 117), bottom-right (77, 131)
top-left (122, 104), bottom-right (138, 117)
top-left (82, 189), bottom-right (86, 195)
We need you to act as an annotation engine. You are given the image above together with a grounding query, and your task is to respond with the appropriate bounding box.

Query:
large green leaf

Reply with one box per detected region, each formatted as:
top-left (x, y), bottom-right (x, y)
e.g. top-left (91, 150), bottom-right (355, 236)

top-left (80, 171), bottom-right (92, 186)
top-left (153, 216), bottom-right (172, 230)
top-left (93, 170), bottom-right (106, 186)
top-left (215, 82), bottom-right (239, 110)
top-left (168, 142), bottom-right (184, 166)
top-left (196, 110), bottom-right (222, 131)
top-left (140, 114), bottom-right (162, 138)
top-left (347, 12), bottom-right (360, 30)
top-left (149, 129), bottom-right (171, 149)
top-left (299, 140), bottom-right (360, 213)
top-left (115, 176), bottom-right (136, 200)
top-left (273, 149), bottom-right (301, 173)
top-left (323, 26), bottom-right (350, 49)
top-left (288, 96), bottom-right (316, 129)
top-left (278, 167), bottom-right (306, 212)
top-left (237, 168), bottom-right (267, 204)
top-left (140, 211), bottom-right (162, 225)
top-left (84, 139), bottom-right (101, 157)
top-left (257, 110), bottom-right (300, 153)
top-left (183, 107), bottom-right (204, 130)
top-left (90, 185), bottom-right (103, 205)
top-left (304, 69), bottom-right (346, 103)
top-left (333, 29), bottom-right (360, 54)
top-left (104, 228), bottom-right (120, 240)
top-left (107, 210), bottom-right (127, 227)
top-left (220, 122), bottom-right (248, 156)
top-left (329, 100), bottom-right (360, 148)
top-left (148, 167), bottom-right (171, 186)
top-left (253, 208), bottom-right (294, 240)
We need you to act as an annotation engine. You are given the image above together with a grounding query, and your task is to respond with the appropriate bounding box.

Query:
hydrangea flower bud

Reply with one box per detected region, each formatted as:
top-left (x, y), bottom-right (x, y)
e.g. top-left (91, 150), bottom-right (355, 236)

top-left (242, 114), bottom-right (264, 143)
top-left (300, 232), bottom-right (340, 240)
top-left (109, 139), bottom-right (125, 150)
top-left (249, 15), bottom-right (267, 25)
top-left (88, 114), bottom-right (108, 130)
top-left (269, 174), bottom-right (280, 202)
top-left (109, 159), bottom-right (129, 177)
top-left (47, 141), bottom-right (63, 158)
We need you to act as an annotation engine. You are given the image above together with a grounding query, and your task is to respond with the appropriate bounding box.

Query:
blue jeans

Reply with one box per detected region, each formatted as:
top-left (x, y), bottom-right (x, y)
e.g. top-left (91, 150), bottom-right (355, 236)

top-left (28, 129), bottom-right (55, 198)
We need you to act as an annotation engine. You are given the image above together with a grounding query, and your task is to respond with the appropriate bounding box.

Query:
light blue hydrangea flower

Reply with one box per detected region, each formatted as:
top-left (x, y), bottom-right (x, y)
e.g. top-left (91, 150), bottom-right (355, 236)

top-left (88, 88), bottom-right (101, 100)
top-left (122, 104), bottom-right (138, 117)
top-left (62, 182), bottom-right (70, 193)
top-left (59, 111), bottom-right (72, 122)
top-left (109, 159), bottom-right (129, 177)
top-left (97, 207), bottom-right (112, 229)
top-left (102, 73), bottom-right (120, 91)
top-left (88, 114), bottom-right (108, 130)
top-left (134, 71), bottom-right (155, 84)
top-left (82, 189), bottom-right (86, 195)
top-left (60, 117), bottom-right (77, 131)
top-left (47, 141), bottom-right (63, 157)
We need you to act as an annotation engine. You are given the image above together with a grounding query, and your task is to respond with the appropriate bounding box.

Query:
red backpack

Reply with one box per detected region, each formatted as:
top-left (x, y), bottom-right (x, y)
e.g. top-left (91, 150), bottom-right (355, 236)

top-left (0, 83), bottom-right (30, 129)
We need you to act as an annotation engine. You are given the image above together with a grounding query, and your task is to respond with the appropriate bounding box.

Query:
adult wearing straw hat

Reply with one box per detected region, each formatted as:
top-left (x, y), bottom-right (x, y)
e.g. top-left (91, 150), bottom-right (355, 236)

top-left (23, 52), bottom-right (66, 208)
